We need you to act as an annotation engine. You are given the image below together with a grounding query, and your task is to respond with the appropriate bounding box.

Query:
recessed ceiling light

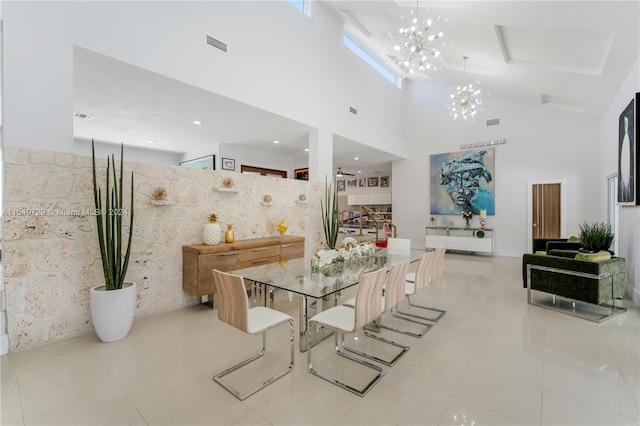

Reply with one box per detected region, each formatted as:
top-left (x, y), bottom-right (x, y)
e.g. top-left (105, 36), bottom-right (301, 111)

top-left (146, 140), bottom-right (156, 144)
top-left (304, 148), bottom-right (309, 152)
top-left (357, 170), bottom-right (362, 174)
top-left (273, 140), bottom-right (280, 144)
top-left (354, 157), bottom-right (359, 160)
top-left (192, 120), bottom-right (202, 125)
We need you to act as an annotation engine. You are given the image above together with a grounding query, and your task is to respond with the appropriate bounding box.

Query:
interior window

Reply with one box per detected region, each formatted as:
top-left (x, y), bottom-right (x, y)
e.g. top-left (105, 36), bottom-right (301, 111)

top-left (241, 165), bottom-right (287, 178)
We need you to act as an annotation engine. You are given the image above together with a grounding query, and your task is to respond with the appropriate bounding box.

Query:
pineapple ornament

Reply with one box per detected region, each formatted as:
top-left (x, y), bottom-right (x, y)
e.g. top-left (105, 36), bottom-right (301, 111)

top-left (203, 213), bottom-right (222, 245)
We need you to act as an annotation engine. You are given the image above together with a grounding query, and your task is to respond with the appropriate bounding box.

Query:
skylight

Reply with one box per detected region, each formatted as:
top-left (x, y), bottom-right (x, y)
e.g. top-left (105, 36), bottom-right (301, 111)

top-left (289, 0), bottom-right (306, 14)
top-left (343, 35), bottom-right (397, 85)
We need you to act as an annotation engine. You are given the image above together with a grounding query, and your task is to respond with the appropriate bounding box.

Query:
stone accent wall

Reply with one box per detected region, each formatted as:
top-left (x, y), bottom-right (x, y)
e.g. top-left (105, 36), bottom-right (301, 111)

top-left (3, 147), bottom-right (324, 351)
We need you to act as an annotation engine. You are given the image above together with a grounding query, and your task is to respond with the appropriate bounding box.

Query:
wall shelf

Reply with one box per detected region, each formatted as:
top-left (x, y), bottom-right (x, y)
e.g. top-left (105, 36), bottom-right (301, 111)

top-left (214, 187), bottom-right (239, 193)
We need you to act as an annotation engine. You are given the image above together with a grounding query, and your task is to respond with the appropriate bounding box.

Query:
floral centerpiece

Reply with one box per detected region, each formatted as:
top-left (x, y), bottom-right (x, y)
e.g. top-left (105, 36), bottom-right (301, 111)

top-left (461, 211), bottom-right (473, 229)
top-left (312, 237), bottom-right (377, 270)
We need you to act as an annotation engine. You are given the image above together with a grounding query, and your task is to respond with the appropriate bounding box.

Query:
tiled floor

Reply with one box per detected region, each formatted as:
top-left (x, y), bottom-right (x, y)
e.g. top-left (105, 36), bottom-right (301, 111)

top-left (2, 254), bottom-right (639, 425)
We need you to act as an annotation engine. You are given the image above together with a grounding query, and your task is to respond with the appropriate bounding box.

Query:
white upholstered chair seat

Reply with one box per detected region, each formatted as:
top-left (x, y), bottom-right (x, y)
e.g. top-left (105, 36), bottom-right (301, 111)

top-left (247, 307), bottom-right (293, 334)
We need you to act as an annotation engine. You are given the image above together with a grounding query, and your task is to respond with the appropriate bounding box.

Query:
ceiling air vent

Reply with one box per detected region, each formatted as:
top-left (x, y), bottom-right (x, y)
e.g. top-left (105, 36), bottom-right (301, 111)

top-left (207, 35), bottom-right (227, 52)
top-left (73, 112), bottom-right (94, 120)
top-left (486, 117), bottom-right (500, 127)
top-left (349, 107), bottom-right (358, 115)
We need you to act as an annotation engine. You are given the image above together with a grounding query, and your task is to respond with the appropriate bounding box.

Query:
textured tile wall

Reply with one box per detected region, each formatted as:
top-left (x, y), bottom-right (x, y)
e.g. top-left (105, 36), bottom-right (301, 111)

top-left (3, 147), bottom-right (324, 351)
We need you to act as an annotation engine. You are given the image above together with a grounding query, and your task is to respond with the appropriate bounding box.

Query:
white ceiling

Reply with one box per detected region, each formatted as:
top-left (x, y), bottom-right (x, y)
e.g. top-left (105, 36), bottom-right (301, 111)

top-left (73, 1), bottom-right (639, 172)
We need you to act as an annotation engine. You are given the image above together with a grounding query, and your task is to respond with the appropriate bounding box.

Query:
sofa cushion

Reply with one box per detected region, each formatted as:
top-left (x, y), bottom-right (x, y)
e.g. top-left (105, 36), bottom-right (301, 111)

top-left (575, 251), bottom-right (612, 262)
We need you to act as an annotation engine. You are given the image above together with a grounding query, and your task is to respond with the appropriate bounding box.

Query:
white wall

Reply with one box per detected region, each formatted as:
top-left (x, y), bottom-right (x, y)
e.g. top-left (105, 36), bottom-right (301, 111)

top-left (2, 1), bottom-right (407, 171)
top-left (74, 139), bottom-right (184, 166)
top-left (394, 82), bottom-right (601, 257)
top-left (598, 58), bottom-right (640, 303)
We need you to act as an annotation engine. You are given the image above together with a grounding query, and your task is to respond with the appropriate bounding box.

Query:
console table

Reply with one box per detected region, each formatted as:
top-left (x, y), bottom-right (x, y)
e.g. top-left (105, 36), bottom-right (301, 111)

top-left (425, 227), bottom-right (494, 256)
top-left (183, 236), bottom-right (305, 300)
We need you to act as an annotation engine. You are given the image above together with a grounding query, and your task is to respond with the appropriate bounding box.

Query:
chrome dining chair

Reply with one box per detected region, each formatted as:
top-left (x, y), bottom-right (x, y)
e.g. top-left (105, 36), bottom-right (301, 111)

top-left (342, 260), bottom-right (411, 365)
top-left (211, 269), bottom-right (294, 401)
top-left (400, 247), bottom-right (447, 322)
top-left (307, 267), bottom-right (387, 397)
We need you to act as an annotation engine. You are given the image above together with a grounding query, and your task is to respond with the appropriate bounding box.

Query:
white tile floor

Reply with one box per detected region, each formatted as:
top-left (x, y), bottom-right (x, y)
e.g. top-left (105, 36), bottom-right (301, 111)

top-left (2, 254), bottom-right (639, 425)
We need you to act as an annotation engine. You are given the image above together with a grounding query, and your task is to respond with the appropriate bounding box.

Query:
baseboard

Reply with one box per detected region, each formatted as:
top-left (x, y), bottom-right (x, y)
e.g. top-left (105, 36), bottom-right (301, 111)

top-left (627, 281), bottom-right (640, 307)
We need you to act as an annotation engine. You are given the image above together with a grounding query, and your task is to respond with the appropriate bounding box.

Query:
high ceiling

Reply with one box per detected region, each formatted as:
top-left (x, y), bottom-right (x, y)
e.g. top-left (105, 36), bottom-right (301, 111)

top-left (73, 1), bottom-right (639, 172)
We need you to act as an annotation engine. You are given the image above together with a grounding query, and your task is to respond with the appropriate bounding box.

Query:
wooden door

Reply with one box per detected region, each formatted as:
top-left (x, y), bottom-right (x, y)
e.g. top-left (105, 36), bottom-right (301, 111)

top-left (532, 183), bottom-right (561, 239)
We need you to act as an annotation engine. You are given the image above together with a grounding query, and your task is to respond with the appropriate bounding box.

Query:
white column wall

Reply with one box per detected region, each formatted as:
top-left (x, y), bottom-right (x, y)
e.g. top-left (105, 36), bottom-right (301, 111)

top-left (598, 58), bottom-right (640, 303)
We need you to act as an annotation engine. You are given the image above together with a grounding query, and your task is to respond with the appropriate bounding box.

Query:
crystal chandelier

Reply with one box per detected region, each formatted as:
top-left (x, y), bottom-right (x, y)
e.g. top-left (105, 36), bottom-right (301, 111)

top-left (390, 1), bottom-right (445, 77)
top-left (448, 56), bottom-right (482, 120)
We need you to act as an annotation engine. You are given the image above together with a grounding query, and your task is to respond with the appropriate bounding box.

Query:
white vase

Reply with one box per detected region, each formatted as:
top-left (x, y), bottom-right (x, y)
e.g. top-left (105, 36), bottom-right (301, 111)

top-left (90, 282), bottom-right (137, 343)
top-left (203, 222), bottom-right (221, 245)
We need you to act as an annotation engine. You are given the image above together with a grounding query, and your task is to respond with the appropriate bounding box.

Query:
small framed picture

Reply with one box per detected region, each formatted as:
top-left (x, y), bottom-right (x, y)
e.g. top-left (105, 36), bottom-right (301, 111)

top-left (347, 178), bottom-right (357, 188)
top-left (180, 155), bottom-right (215, 170)
top-left (337, 180), bottom-right (346, 191)
top-left (221, 158), bottom-right (235, 171)
top-left (380, 176), bottom-right (389, 187)
top-left (358, 178), bottom-right (366, 187)
top-left (367, 177), bottom-right (379, 187)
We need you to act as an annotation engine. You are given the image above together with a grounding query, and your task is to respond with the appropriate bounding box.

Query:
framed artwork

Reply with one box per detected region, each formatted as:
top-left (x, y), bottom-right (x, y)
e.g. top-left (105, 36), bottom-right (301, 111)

top-left (180, 155), bottom-right (215, 170)
top-left (337, 180), bottom-right (346, 191)
top-left (358, 178), bottom-right (366, 187)
top-left (347, 178), bottom-right (357, 188)
top-left (430, 148), bottom-right (495, 215)
top-left (380, 176), bottom-right (389, 187)
top-left (618, 93), bottom-right (639, 206)
top-left (294, 168), bottom-right (309, 180)
top-left (367, 177), bottom-right (379, 187)
top-left (221, 157), bottom-right (235, 171)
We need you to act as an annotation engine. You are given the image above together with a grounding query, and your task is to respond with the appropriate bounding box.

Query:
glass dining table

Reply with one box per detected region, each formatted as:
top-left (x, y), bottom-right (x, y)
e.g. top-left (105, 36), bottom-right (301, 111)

top-left (231, 249), bottom-right (425, 351)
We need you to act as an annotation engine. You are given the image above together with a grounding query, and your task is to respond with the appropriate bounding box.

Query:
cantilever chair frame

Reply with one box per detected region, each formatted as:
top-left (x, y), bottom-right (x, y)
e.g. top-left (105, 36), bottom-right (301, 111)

top-left (307, 268), bottom-right (388, 397)
top-left (211, 269), bottom-right (295, 401)
top-left (342, 260), bottom-right (411, 366)
top-left (396, 247), bottom-right (447, 323)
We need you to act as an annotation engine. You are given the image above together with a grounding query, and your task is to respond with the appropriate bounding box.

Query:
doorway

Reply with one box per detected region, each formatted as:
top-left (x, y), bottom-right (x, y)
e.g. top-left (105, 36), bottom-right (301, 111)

top-left (527, 180), bottom-right (566, 252)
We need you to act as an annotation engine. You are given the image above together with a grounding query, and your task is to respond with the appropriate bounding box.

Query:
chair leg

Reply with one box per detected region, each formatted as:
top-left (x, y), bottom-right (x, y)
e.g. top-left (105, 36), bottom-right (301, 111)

top-left (395, 295), bottom-right (447, 322)
top-left (307, 327), bottom-right (386, 397)
top-left (380, 307), bottom-right (433, 338)
top-left (340, 327), bottom-right (409, 366)
top-left (213, 319), bottom-right (294, 401)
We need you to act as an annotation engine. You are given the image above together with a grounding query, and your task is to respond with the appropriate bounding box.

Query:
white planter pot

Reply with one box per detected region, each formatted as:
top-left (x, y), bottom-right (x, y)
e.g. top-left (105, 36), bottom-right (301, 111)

top-left (90, 282), bottom-right (137, 343)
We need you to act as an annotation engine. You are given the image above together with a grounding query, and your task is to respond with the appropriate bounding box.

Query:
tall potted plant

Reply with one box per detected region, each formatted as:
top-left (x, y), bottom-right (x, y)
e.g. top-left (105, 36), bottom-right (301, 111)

top-left (89, 140), bottom-right (136, 342)
top-left (321, 177), bottom-right (340, 249)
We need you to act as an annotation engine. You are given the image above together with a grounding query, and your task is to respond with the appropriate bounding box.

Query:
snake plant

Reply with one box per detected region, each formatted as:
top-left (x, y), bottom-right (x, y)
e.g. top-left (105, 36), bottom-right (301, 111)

top-left (321, 177), bottom-right (340, 249)
top-left (91, 140), bottom-right (135, 290)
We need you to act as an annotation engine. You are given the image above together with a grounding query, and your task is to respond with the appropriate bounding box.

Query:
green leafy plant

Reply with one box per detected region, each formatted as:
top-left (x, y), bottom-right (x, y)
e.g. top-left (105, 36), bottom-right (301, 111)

top-left (321, 177), bottom-right (340, 249)
top-left (578, 222), bottom-right (613, 253)
top-left (91, 140), bottom-right (135, 290)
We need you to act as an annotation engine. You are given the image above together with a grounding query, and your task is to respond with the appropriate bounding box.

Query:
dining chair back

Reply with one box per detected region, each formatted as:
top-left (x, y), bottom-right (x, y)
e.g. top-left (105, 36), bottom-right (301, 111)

top-left (386, 237), bottom-right (411, 255)
top-left (211, 269), bottom-right (294, 401)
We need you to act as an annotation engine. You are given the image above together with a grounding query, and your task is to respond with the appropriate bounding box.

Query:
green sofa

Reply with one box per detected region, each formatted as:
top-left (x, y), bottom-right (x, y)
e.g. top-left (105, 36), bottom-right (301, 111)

top-left (522, 253), bottom-right (625, 305)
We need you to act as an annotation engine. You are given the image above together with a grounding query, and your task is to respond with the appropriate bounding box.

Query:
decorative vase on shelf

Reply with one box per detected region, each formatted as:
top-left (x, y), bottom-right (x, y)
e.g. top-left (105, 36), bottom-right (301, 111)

top-left (225, 224), bottom-right (235, 243)
top-left (277, 218), bottom-right (288, 235)
top-left (203, 213), bottom-right (221, 245)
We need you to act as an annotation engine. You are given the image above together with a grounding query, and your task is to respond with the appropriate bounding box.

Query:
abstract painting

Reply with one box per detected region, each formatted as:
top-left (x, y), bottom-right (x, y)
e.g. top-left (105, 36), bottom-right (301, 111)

top-left (430, 148), bottom-right (495, 215)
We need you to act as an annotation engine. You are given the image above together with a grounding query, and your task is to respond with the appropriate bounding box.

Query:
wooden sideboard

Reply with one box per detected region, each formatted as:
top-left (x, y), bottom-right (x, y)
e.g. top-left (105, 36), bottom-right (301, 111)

top-left (182, 236), bottom-right (305, 297)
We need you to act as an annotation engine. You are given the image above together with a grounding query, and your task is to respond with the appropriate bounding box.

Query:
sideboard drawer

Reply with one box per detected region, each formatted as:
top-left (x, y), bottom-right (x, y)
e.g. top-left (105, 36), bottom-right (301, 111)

top-left (238, 245), bottom-right (280, 262)
top-left (237, 255), bottom-right (280, 270)
top-left (280, 242), bottom-right (305, 260)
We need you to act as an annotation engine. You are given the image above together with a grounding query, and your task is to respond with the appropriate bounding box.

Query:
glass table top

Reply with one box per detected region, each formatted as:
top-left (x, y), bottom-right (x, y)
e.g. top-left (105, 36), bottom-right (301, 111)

top-left (231, 249), bottom-right (425, 299)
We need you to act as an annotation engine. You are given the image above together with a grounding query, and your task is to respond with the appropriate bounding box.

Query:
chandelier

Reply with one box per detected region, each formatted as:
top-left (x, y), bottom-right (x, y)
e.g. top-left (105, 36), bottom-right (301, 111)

top-left (390, 1), bottom-right (445, 77)
top-left (448, 56), bottom-right (482, 120)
